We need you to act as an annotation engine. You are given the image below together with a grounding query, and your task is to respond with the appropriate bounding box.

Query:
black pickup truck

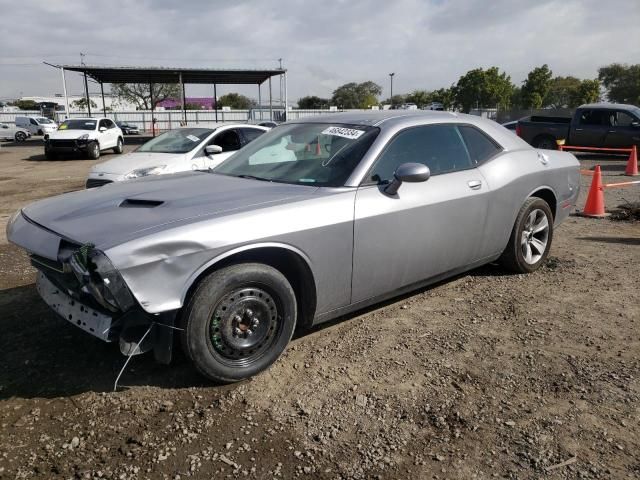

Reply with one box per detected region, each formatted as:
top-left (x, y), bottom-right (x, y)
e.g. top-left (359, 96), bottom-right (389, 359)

top-left (517, 103), bottom-right (640, 150)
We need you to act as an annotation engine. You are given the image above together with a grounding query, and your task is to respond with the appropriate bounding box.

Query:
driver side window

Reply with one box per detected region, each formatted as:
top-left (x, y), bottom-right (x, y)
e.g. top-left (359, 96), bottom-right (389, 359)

top-left (213, 129), bottom-right (241, 152)
top-left (369, 125), bottom-right (472, 183)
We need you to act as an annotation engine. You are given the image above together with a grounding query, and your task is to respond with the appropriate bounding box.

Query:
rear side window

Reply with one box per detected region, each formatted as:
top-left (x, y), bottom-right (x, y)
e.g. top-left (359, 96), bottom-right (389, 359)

top-left (240, 128), bottom-right (265, 144)
top-left (458, 126), bottom-right (501, 164)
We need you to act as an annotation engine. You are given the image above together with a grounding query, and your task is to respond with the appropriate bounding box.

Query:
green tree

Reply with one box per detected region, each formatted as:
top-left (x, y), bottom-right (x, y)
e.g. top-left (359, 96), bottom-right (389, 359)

top-left (570, 79), bottom-right (601, 106)
top-left (598, 63), bottom-right (640, 104)
top-left (404, 90), bottom-right (431, 108)
top-left (297, 96), bottom-right (330, 109)
top-left (217, 93), bottom-right (255, 109)
top-left (382, 94), bottom-right (407, 108)
top-left (11, 99), bottom-right (39, 110)
top-left (431, 87), bottom-right (456, 110)
top-left (453, 67), bottom-right (514, 112)
top-left (111, 83), bottom-right (180, 110)
top-left (71, 98), bottom-right (98, 111)
top-left (545, 76), bottom-right (600, 108)
top-left (331, 81), bottom-right (382, 109)
top-left (521, 64), bottom-right (553, 108)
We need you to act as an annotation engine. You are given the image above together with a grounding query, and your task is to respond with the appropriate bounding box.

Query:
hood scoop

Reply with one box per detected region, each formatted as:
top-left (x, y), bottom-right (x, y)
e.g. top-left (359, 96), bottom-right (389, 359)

top-left (119, 198), bottom-right (164, 208)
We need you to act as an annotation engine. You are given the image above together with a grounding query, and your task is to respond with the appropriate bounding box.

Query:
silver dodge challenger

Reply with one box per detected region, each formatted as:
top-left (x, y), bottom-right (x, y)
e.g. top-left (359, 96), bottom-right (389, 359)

top-left (6, 111), bottom-right (580, 382)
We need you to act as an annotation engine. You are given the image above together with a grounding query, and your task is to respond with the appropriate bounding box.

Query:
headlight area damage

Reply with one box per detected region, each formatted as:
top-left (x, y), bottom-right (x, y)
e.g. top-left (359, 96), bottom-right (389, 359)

top-left (30, 240), bottom-right (177, 364)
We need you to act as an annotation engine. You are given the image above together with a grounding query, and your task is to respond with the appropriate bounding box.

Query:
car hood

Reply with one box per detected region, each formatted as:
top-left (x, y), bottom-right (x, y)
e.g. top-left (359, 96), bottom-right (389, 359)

top-left (21, 172), bottom-right (319, 249)
top-left (49, 129), bottom-right (94, 140)
top-left (91, 152), bottom-right (187, 175)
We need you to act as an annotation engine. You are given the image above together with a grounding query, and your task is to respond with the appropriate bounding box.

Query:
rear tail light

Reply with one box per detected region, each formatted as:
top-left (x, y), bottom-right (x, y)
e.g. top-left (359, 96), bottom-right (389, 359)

top-left (515, 123), bottom-right (522, 137)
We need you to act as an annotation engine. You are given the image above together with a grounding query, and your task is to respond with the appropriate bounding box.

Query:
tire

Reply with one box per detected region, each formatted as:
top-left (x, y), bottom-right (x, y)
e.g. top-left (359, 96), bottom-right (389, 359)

top-left (499, 198), bottom-right (554, 273)
top-left (87, 141), bottom-right (100, 160)
top-left (37, 129), bottom-right (43, 136)
top-left (113, 137), bottom-right (124, 154)
top-left (533, 135), bottom-right (557, 150)
top-left (14, 131), bottom-right (27, 142)
top-left (181, 263), bottom-right (297, 383)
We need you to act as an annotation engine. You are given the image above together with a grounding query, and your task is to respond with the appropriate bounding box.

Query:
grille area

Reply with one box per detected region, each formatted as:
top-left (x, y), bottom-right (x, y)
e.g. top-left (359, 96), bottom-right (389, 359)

top-left (86, 178), bottom-right (113, 189)
top-left (49, 139), bottom-right (77, 148)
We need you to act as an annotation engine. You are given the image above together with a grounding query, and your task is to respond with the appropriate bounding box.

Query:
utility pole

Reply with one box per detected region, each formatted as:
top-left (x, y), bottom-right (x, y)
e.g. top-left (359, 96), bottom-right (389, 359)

top-left (80, 52), bottom-right (86, 66)
top-left (389, 73), bottom-right (395, 108)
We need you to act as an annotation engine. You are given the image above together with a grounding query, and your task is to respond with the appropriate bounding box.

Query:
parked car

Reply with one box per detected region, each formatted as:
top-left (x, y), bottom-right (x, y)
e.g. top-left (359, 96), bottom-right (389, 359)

top-left (501, 120), bottom-right (519, 131)
top-left (45, 118), bottom-right (123, 160)
top-left (0, 122), bottom-right (31, 142)
top-left (6, 111), bottom-right (580, 383)
top-left (517, 103), bottom-right (640, 149)
top-left (257, 121), bottom-right (279, 128)
top-left (15, 116), bottom-right (58, 136)
top-left (115, 121), bottom-right (140, 135)
top-left (86, 124), bottom-right (268, 188)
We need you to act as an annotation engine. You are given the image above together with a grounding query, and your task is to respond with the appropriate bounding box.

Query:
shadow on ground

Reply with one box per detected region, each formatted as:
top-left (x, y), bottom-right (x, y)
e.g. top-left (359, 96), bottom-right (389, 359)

top-left (578, 236), bottom-right (640, 246)
top-left (0, 261), bottom-right (517, 400)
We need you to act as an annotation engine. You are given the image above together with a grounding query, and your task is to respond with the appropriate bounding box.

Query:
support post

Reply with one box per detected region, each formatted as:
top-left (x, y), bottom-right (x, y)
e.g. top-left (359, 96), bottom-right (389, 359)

top-left (214, 83), bottom-right (218, 123)
top-left (268, 76), bottom-right (273, 121)
top-left (83, 71), bottom-right (91, 117)
top-left (100, 82), bottom-right (106, 117)
top-left (179, 72), bottom-right (186, 125)
top-left (258, 82), bottom-right (262, 121)
top-left (60, 67), bottom-right (69, 118)
top-left (149, 83), bottom-right (155, 137)
top-left (283, 71), bottom-right (288, 122)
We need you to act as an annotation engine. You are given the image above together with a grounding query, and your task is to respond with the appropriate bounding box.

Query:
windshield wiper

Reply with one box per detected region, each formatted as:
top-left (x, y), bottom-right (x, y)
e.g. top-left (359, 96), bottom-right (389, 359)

top-left (237, 174), bottom-right (272, 182)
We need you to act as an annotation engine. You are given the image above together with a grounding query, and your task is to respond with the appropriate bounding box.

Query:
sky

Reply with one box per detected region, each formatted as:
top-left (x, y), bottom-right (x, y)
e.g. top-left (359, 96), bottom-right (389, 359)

top-left (0, 0), bottom-right (639, 104)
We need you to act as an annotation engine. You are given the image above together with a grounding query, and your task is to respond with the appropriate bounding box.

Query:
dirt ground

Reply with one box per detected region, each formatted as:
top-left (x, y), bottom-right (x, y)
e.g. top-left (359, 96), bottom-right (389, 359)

top-left (0, 138), bottom-right (638, 479)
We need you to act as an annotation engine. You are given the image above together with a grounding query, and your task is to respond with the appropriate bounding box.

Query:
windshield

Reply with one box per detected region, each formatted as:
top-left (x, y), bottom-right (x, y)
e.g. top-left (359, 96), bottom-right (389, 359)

top-left (137, 128), bottom-right (213, 153)
top-left (58, 119), bottom-right (96, 130)
top-left (213, 123), bottom-right (379, 186)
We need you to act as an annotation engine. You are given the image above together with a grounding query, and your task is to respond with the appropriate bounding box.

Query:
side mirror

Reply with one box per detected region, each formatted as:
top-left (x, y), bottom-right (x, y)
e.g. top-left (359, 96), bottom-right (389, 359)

top-left (205, 144), bottom-right (223, 155)
top-left (99, 126), bottom-right (107, 132)
top-left (384, 162), bottom-right (430, 195)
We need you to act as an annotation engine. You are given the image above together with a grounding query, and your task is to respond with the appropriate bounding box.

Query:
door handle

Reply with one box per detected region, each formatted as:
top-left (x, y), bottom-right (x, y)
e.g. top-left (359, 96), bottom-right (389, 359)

top-left (467, 180), bottom-right (482, 190)
top-left (574, 128), bottom-right (583, 132)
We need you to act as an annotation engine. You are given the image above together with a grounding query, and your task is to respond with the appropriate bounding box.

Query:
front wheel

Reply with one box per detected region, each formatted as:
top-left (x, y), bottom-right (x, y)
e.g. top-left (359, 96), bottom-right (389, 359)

top-left (499, 198), bottom-right (554, 273)
top-left (113, 137), bottom-right (123, 154)
top-left (15, 131), bottom-right (27, 142)
top-left (87, 141), bottom-right (100, 159)
top-left (533, 135), bottom-right (557, 150)
top-left (181, 263), bottom-right (297, 383)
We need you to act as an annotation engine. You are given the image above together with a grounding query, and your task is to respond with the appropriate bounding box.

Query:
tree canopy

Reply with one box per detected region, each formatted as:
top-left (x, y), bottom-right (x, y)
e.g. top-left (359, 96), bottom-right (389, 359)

top-left (521, 64), bottom-right (553, 108)
top-left (297, 96), bottom-right (330, 109)
top-left (453, 67), bottom-right (514, 112)
top-left (331, 81), bottom-right (382, 109)
top-left (71, 98), bottom-right (98, 111)
top-left (598, 63), bottom-right (640, 105)
top-left (111, 83), bottom-right (180, 110)
top-left (217, 93), bottom-right (255, 109)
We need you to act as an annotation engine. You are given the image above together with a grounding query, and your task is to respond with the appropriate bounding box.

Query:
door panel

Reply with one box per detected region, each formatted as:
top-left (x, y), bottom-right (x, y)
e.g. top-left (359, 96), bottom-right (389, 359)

top-left (603, 111), bottom-right (640, 147)
top-left (571, 109), bottom-right (608, 147)
top-left (351, 169), bottom-right (489, 303)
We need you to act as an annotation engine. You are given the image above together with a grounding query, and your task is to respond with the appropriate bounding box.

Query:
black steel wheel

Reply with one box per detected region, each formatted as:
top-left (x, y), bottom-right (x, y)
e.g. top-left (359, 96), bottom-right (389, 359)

top-left (181, 263), bottom-right (297, 382)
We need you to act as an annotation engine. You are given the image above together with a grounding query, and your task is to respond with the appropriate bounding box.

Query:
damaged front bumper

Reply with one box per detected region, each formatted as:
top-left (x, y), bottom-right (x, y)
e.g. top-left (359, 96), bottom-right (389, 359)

top-left (8, 211), bottom-right (177, 363)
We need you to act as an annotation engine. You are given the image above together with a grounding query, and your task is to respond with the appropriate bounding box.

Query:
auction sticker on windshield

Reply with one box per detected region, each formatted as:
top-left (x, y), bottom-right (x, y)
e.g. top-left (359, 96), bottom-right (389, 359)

top-left (187, 135), bottom-right (200, 142)
top-left (321, 126), bottom-right (365, 140)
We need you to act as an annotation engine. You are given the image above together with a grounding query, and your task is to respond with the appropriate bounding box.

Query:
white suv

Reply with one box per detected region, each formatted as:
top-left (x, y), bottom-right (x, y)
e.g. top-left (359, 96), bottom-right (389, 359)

top-left (45, 118), bottom-right (123, 160)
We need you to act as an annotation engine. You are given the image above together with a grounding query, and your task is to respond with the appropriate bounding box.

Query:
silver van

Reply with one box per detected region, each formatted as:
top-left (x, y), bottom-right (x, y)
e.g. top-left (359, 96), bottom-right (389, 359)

top-left (14, 116), bottom-right (58, 135)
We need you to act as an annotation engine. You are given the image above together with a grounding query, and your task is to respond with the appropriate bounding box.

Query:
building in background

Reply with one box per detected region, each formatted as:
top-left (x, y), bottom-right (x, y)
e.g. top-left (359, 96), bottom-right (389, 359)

top-left (156, 97), bottom-right (216, 110)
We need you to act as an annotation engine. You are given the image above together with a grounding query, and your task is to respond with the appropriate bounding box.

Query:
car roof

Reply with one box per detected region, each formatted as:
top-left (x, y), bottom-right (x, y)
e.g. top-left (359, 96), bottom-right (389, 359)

top-left (291, 109), bottom-right (459, 127)
top-left (579, 103), bottom-right (639, 111)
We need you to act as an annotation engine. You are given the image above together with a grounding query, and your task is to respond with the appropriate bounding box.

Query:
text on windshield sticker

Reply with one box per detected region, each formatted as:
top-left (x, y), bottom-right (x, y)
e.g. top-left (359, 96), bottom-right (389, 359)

top-left (186, 135), bottom-right (200, 142)
top-left (321, 126), bottom-right (365, 140)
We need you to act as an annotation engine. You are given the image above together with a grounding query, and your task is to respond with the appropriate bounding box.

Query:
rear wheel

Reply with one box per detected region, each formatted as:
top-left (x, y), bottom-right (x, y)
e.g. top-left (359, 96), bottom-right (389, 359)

top-left (87, 141), bottom-right (100, 159)
top-left (181, 263), bottom-right (297, 383)
top-left (14, 131), bottom-right (27, 142)
top-left (113, 137), bottom-right (123, 154)
top-left (533, 135), bottom-right (557, 150)
top-left (499, 198), bottom-right (553, 273)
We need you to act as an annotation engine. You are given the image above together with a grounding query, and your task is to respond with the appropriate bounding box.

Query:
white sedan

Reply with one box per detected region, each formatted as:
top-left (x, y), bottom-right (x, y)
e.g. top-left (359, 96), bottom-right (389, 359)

top-left (0, 123), bottom-right (31, 142)
top-left (86, 124), bottom-right (269, 188)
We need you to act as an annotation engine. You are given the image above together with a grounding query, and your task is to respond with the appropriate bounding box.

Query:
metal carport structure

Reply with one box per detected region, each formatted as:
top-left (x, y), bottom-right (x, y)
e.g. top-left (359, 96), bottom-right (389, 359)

top-left (45, 64), bottom-right (287, 131)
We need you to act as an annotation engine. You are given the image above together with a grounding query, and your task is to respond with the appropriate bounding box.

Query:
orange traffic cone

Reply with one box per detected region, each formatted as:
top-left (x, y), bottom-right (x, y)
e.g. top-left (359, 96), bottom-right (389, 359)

top-left (625, 145), bottom-right (638, 176)
top-left (315, 136), bottom-right (322, 155)
top-left (579, 165), bottom-right (608, 217)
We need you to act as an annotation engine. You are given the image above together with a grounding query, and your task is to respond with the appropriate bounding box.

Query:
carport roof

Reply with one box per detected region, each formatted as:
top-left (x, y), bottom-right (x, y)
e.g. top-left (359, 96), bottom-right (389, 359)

top-left (51, 64), bottom-right (286, 85)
